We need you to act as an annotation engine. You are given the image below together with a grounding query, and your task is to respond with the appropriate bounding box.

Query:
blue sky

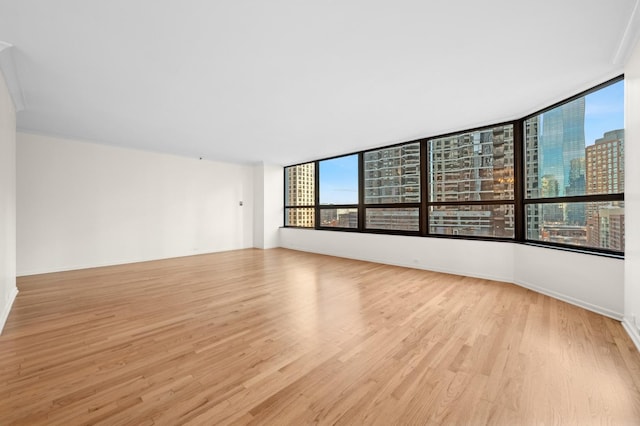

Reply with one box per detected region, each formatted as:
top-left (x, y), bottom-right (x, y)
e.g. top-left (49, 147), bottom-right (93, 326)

top-left (319, 154), bottom-right (358, 204)
top-left (584, 80), bottom-right (624, 145)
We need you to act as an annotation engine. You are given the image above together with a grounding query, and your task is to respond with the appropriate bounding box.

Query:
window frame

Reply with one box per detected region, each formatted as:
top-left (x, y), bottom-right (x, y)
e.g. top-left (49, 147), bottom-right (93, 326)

top-left (363, 141), bottom-right (422, 234)
top-left (282, 75), bottom-right (625, 257)
top-left (313, 153), bottom-right (361, 231)
top-left (425, 123), bottom-right (517, 240)
top-left (520, 76), bottom-right (625, 255)
top-left (283, 161), bottom-right (316, 228)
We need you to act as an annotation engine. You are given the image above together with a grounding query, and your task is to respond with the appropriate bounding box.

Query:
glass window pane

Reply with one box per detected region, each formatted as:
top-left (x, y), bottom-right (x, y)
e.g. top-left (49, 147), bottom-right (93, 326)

top-left (319, 155), bottom-right (358, 205)
top-left (285, 208), bottom-right (315, 227)
top-left (526, 201), bottom-right (624, 251)
top-left (525, 80), bottom-right (624, 198)
top-left (428, 125), bottom-right (514, 202)
top-left (429, 204), bottom-right (514, 238)
top-left (364, 143), bottom-right (420, 204)
top-left (320, 208), bottom-right (358, 228)
top-left (366, 208), bottom-right (419, 231)
top-left (285, 163), bottom-right (315, 206)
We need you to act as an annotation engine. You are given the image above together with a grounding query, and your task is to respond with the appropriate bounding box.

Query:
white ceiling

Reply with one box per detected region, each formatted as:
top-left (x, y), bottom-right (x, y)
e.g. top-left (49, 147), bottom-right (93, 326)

top-left (0, 0), bottom-right (638, 165)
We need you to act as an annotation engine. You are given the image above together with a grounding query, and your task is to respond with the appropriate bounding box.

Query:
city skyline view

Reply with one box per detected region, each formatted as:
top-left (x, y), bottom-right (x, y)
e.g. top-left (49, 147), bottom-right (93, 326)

top-left (285, 78), bottom-right (625, 252)
top-left (525, 80), bottom-right (624, 250)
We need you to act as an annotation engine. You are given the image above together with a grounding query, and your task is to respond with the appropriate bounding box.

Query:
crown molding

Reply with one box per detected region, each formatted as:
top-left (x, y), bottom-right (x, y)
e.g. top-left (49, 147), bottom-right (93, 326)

top-left (0, 41), bottom-right (25, 112)
top-left (612, 0), bottom-right (640, 66)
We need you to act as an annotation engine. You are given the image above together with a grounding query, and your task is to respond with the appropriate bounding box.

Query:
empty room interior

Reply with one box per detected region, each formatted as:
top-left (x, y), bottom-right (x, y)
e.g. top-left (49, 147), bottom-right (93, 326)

top-left (3, 1), bottom-right (640, 424)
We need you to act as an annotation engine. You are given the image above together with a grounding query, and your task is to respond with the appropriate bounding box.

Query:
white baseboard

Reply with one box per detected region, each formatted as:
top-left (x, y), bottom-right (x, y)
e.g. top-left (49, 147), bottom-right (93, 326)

top-left (282, 245), bottom-right (623, 320)
top-left (513, 278), bottom-right (623, 320)
top-left (280, 245), bottom-right (513, 284)
top-left (0, 286), bottom-right (18, 335)
top-left (622, 318), bottom-right (640, 352)
top-left (17, 246), bottom-right (255, 277)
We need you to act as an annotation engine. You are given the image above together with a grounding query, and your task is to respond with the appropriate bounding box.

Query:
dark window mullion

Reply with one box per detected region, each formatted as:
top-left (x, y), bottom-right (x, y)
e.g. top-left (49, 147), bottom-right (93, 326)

top-left (318, 204), bottom-right (359, 209)
top-left (513, 119), bottom-right (525, 241)
top-left (358, 152), bottom-right (365, 232)
top-left (524, 193), bottom-right (624, 205)
top-left (314, 160), bottom-right (320, 229)
top-left (429, 200), bottom-right (516, 207)
top-left (421, 139), bottom-right (429, 236)
top-left (283, 166), bottom-right (287, 227)
top-left (363, 203), bottom-right (421, 209)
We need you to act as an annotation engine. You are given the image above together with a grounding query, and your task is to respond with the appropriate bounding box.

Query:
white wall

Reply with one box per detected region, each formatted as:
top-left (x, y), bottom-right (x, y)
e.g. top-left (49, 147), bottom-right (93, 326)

top-left (253, 162), bottom-right (283, 249)
top-left (514, 244), bottom-right (623, 319)
top-left (264, 164), bottom-right (284, 248)
top-left (0, 70), bottom-right (17, 333)
top-left (280, 228), bottom-right (624, 319)
top-left (624, 40), bottom-right (640, 348)
top-left (280, 229), bottom-right (514, 284)
top-left (17, 133), bottom-right (254, 275)
top-left (253, 164), bottom-right (265, 249)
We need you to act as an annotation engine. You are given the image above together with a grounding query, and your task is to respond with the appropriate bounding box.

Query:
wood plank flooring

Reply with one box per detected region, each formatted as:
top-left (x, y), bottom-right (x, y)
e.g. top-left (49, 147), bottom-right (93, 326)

top-left (2, 248), bottom-right (640, 425)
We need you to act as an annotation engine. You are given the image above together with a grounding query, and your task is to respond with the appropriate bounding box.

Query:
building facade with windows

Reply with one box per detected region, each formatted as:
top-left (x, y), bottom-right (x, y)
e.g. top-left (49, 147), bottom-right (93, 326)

top-left (585, 129), bottom-right (625, 251)
top-left (285, 163), bottom-right (315, 227)
top-left (428, 125), bottom-right (515, 238)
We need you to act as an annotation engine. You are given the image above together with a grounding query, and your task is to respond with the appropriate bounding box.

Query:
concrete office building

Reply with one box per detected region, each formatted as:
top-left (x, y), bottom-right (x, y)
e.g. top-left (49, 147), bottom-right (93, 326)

top-left (285, 162), bottom-right (315, 227)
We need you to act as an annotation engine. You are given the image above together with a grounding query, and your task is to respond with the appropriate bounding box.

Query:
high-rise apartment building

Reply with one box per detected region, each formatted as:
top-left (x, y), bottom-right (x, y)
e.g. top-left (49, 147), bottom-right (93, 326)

top-left (525, 117), bottom-right (541, 239)
top-left (363, 143), bottom-right (420, 230)
top-left (586, 129), bottom-right (624, 195)
top-left (364, 143), bottom-right (420, 204)
top-left (285, 163), bottom-right (315, 227)
top-left (429, 127), bottom-right (513, 202)
top-left (428, 126), bottom-right (514, 237)
top-left (587, 206), bottom-right (625, 251)
top-left (585, 129), bottom-right (625, 250)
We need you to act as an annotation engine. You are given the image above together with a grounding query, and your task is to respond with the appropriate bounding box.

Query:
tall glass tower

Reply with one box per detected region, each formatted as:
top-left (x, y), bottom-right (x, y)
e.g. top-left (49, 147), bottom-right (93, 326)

top-left (539, 97), bottom-right (586, 224)
top-left (539, 97), bottom-right (586, 197)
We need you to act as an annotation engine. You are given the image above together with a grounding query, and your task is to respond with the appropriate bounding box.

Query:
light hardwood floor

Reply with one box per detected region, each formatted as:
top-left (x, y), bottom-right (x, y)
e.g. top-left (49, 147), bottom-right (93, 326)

top-left (1, 248), bottom-right (640, 425)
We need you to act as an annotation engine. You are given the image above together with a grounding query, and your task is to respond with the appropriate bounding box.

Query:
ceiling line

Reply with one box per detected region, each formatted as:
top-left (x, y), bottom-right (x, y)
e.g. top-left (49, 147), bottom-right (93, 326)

top-left (612, 0), bottom-right (640, 65)
top-left (0, 42), bottom-right (25, 112)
